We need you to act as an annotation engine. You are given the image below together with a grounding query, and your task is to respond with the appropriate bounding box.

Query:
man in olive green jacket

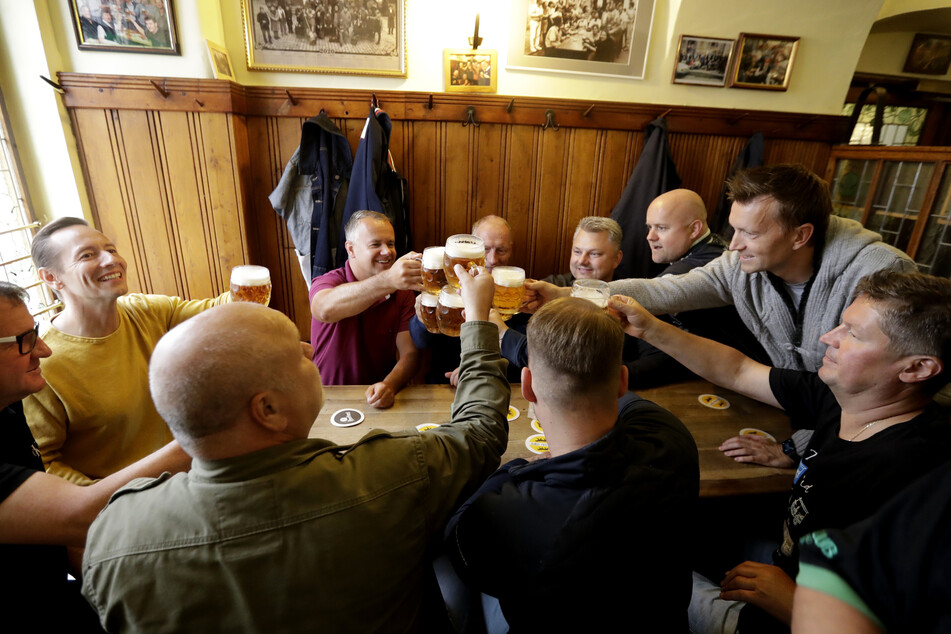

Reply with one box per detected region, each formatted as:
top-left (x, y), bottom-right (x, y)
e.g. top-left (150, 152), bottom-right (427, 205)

top-left (81, 266), bottom-right (509, 633)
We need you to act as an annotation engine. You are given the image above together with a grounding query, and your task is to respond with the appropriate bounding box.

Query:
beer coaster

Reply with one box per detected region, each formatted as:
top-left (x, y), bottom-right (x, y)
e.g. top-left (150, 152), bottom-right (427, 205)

top-left (740, 428), bottom-right (776, 442)
top-left (416, 423), bottom-right (440, 432)
top-left (531, 419), bottom-right (544, 433)
top-left (525, 433), bottom-right (549, 454)
top-left (330, 408), bottom-right (365, 427)
top-left (506, 406), bottom-right (520, 422)
top-left (698, 394), bottom-right (730, 410)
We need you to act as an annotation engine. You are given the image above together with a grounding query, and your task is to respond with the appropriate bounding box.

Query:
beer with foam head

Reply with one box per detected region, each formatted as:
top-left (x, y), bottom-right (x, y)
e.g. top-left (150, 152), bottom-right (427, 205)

top-left (437, 285), bottom-right (465, 337)
top-left (422, 247), bottom-right (447, 295)
top-left (419, 292), bottom-right (439, 333)
top-left (491, 266), bottom-right (525, 321)
top-left (230, 265), bottom-right (272, 306)
top-left (570, 279), bottom-right (610, 309)
top-left (443, 234), bottom-right (486, 288)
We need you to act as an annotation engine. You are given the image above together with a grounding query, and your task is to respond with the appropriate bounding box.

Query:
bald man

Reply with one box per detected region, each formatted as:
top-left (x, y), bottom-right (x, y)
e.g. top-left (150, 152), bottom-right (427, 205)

top-left (81, 266), bottom-right (510, 632)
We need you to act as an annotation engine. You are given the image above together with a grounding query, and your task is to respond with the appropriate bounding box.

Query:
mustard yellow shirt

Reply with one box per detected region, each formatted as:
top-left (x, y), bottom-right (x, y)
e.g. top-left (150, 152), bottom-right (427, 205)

top-left (24, 293), bottom-right (229, 485)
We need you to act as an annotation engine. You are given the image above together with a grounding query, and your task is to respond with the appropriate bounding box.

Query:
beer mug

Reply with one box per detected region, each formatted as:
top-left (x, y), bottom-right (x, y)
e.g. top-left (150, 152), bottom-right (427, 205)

top-left (230, 265), bottom-right (272, 306)
top-left (437, 285), bottom-right (466, 337)
top-left (421, 247), bottom-right (447, 295)
top-left (419, 292), bottom-right (440, 334)
top-left (570, 279), bottom-right (609, 308)
top-left (491, 266), bottom-right (525, 321)
top-left (443, 234), bottom-right (486, 288)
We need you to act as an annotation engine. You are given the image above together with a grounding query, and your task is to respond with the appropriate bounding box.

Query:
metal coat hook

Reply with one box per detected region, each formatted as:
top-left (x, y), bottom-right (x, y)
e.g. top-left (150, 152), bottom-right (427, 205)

top-left (729, 112), bottom-right (750, 125)
top-left (506, 98), bottom-right (515, 113)
top-left (194, 98), bottom-right (204, 108)
top-left (150, 79), bottom-right (169, 98)
top-left (541, 109), bottom-right (559, 131)
top-left (427, 94), bottom-right (434, 110)
top-left (658, 108), bottom-right (672, 119)
top-left (39, 75), bottom-right (66, 94)
top-left (462, 106), bottom-right (480, 127)
top-left (371, 92), bottom-right (380, 109)
top-left (285, 90), bottom-right (298, 106)
top-left (582, 104), bottom-right (595, 118)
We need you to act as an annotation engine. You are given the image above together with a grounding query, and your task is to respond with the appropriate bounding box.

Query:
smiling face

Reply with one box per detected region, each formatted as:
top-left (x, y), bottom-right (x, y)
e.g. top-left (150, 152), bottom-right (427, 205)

top-left (40, 225), bottom-right (128, 305)
top-left (728, 197), bottom-right (806, 278)
top-left (345, 218), bottom-right (396, 281)
top-left (569, 230), bottom-right (622, 282)
top-left (818, 295), bottom-right (906, 396)
top-left (0, 299), bottom-right (51, 408)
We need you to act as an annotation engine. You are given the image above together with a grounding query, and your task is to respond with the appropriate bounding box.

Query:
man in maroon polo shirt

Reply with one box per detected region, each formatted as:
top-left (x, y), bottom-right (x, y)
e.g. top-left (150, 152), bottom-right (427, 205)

top-left (309, 210), bottom-right (421, 409)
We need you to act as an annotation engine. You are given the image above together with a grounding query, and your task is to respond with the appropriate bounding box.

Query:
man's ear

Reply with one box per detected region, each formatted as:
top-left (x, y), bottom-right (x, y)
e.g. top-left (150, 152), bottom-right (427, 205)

top-left (617, 365), bottom-right (629, 398)
top-left (612, 249), bottom-right (623, 270)
top-left (344, 240), bottom-right (356, 260)
top-left (521, 366), bottom-right (537, 404)
top-left (898, 356), bottom-right (943, 386)
top-left (688, 219), bottom-right (704, 241)
top-left (38, 267), bottom-right (63, 292)
top-left (248, 391), bottom-right (289, 433)
top-left (791, 224), bottom-right (814, 250)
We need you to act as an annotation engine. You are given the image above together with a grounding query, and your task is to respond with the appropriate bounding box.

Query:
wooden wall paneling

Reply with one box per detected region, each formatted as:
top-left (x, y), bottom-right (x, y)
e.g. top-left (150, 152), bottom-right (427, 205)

top-left (532, 127), bottom-right (570, 279)
top-left (442, 121), bottom-right (478, 239)
top-left (762, 140), bottom-right (831, 177)
top-left (503, 126), bottom-right (539, 276)
top-left (594, 130), bottom-right (639, 218)
top-left (406, 121), bottom-right (439, 249)
top-left (473, 123), bottom-right (504, 226)
top-left (669, 134), bottom-right (747, 217)
top-left (562, 128), bottom-right (603, 263)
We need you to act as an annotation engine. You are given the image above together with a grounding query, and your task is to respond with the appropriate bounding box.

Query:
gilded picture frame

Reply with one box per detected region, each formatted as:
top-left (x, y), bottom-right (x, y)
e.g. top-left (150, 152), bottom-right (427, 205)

top-left (68, 0), bottom-right (180, 55)
top-left (730, 33), bottom-right (799, 91)
top-left (206, 40), bottom-right (236, 81)
top-left (241, 0), bottom-right (407, 77)
top-left (445, 49), bottom-right (498, 93)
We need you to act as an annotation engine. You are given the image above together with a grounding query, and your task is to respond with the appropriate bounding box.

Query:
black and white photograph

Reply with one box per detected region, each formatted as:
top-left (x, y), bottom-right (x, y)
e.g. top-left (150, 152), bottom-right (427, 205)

top-left (672, 35), bottom-right (735, 87)
top-left (508, 0), bottom-right (656, 79)
top-left (242, 0), bottom-right (406, 77)
top-left (68, 0), bottom-right (179, 54)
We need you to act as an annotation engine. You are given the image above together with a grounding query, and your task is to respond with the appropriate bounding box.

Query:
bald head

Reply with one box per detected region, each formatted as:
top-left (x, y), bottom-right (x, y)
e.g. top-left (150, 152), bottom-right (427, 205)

top-left (150, 303), bottom-right (323, 457)
top-left (645, 189), bottom-right (709, 264)
top-left (473, 215), bottom-right (513, 270)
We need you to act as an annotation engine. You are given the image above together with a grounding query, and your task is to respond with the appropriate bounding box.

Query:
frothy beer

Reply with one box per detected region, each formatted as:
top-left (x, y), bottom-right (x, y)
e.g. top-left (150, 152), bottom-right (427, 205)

top-left (437, 285), bottom-right (466, 337)
top-left (230, 265), bottom-right (272, 306)
top-left (422, 247), bottom-right (447, 295)
top-left (570, 279), bottom-right (610, 309)
top-left (443, 234), bottom-right (486, 288)
top-left (419, 292), bottom-right (439, 333)
top-left (491, 266), bottom-right (525, 321)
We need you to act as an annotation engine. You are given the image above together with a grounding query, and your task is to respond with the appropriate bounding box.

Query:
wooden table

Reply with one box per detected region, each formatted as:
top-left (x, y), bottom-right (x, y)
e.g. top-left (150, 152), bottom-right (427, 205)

top-left (309, 381), bottom-right (794, 497)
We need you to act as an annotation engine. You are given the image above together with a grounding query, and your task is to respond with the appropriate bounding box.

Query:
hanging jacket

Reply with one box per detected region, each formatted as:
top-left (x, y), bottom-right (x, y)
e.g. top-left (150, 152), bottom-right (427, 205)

top-left (338, 107), bottom-right (410, 265)
top-left (711, 132), bottom-right (764, 238)
top-left (610, 116), bottom-right (681, 281)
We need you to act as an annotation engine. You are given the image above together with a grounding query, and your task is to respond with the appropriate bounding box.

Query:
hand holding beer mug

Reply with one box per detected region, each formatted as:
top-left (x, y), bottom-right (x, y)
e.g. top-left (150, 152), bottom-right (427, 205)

top-left (437, 285), bottom-right (466, 337)
top-left (230, 265), bottom-right (272, 306)
top-left (443, 234), bottom-right (486, 288)
top-left (491, 266), bottom-right (525, 321)
top-left (417, 293), bottom-right (440, 334)
top-left (421, 247), bottom-right (447, 295)
top-left (386, 251), bottom-right (424, 292)
top-left (570, 279), bottom-right (610, 308)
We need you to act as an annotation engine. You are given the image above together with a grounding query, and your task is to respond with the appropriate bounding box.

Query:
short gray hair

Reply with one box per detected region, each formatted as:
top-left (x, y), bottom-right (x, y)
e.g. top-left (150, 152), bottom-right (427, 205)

top-left (344, 210), bottom-right (391, 241)
top-left (574, 216), bottom-right (622, 250)
top-left (472, 215), bottom-right (511, 234)
top-left (0, 282), bottom-right (28, 306)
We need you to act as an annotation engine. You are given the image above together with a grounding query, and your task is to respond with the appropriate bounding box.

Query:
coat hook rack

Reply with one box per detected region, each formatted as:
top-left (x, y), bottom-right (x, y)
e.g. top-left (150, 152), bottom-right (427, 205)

top-left (462, 106), bottom-right (480, 128)
top-left (541, 109), bottom-right (560, 131)
top-left (150, 79), bottom-right (169, 99)
top-left (285, 90), bottom-right (298, 106)
top-left (729, 112), bottom-right (750, 125)
top-left (427, 94), bottom-right (434, 110)
top-left (582, 104), bottom-right (595, 118)
top-left (506, 98), bottom-right (515, 113)
top-left (39, 75), bottom-right (66, 94)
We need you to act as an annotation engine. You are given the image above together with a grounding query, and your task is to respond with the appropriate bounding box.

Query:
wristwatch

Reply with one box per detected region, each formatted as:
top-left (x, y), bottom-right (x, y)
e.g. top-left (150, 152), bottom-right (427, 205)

top-left (781, 438), bottom-right (801, 464)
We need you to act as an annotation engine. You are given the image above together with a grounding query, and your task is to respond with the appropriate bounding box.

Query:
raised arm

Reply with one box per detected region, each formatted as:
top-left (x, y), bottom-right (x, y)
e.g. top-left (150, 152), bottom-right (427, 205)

top-left (0, 440), bottom-right (190, 547)
top-left (610, 295), bottom-right (779, 408)
top-left (311, 253), bottom-right (422, 323)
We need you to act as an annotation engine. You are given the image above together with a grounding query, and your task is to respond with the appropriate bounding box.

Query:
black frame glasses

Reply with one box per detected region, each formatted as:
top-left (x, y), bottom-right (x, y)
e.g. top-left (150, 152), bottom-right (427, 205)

top-left (0, 323), bottom-right (39, 355)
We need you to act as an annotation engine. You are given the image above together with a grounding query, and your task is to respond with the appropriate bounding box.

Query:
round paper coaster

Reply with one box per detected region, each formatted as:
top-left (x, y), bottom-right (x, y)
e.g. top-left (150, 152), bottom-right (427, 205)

top-left (331, 408), bottom-right (365, 427)
top-left (698, 394), bottom-right (730, 410)
top-left (530, 419), bottom-right (544, 433)
top-left (416, 423), bottom-right (440, 432)
top-left (506, 406), bottom-right (520, 422)
top-left (525, 433), bottom-right (549, 454)
top-left (740, 428), bottom-right (776, 442)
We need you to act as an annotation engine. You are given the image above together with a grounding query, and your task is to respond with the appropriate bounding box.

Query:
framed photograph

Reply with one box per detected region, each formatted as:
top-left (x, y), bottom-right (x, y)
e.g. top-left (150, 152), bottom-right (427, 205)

top-left (730, 33), bottom-right (799, 91)
top-left (68, 0), bottom-right (179, 54)
top-left (671, 35), bottom-right (735, 87)
top-left (241, 0), bottom-right (407, 77)
top-left (507, 0), bottom-right (656, 79)
top-left (444, 49), bottom-right (498, 93)
top-left (903, 33), bottom-right (951, 75)
top-left (206, 40), bottom-right (235, 81)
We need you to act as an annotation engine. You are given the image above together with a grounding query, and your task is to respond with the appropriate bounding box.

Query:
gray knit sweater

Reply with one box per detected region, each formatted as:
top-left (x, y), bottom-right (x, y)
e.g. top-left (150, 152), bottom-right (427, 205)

top-left (609, 216), bottom-right (916, 371)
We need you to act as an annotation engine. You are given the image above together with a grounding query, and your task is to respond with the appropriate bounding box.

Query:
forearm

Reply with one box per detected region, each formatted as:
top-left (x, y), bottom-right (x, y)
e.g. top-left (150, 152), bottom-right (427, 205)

top-left (610, 264), bottom-right (731, 315)
top-left (381, 349), bottom-right (419, 393)
top-left (311, 276), bottom-right (395, 323)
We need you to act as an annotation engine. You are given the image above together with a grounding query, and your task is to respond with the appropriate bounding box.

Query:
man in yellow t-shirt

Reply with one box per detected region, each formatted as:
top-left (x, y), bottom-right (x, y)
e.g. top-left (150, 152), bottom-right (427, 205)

top-left (24, 218), bottom-right (230, 484)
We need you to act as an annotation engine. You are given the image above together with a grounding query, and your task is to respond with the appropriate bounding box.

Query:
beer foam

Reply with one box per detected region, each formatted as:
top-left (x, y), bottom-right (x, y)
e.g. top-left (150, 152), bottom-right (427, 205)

top-left (422, 247), bottom-right (445, 269)
top-left (445, 239), bottom-right (485, 259)
top-left (439, 290), bottom-right (466, 308)
top-left (420, 293), bottom-right (438, 307)
top-left (492, 267), bottom-right (525, 287)
top-left (231, 265), bottom-right (270, 286)
top-left (572, 289), bottom-right (608, 308)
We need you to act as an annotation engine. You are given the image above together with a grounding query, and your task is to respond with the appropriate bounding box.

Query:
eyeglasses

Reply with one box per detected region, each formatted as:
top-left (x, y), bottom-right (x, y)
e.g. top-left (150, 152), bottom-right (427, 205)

top-left (0, 323), bottom-right (40, 355)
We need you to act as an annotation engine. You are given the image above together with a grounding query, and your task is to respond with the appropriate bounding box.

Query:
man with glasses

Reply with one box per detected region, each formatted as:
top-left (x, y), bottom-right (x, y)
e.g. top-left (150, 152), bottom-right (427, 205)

top-left (0, 281), bottom-right (189, 625)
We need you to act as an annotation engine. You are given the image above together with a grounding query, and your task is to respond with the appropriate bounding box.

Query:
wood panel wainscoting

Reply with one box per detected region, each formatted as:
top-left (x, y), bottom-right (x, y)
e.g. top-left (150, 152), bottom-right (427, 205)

top-left (58, 74), bottom-right (847, 339)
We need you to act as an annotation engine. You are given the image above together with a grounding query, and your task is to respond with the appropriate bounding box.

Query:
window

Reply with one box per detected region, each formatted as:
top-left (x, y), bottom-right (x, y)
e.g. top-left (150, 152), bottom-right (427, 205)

top-left (0, 88), bottom-right (60, 321)
top-left (842, 104), bottom-right (928, 146)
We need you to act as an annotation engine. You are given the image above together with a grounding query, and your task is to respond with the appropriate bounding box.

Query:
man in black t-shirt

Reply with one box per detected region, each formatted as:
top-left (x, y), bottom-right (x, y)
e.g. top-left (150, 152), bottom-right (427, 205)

top-left (0, 282), bottom-right (189, 628)
top-left (612, 270), bottom-right (951, 633)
